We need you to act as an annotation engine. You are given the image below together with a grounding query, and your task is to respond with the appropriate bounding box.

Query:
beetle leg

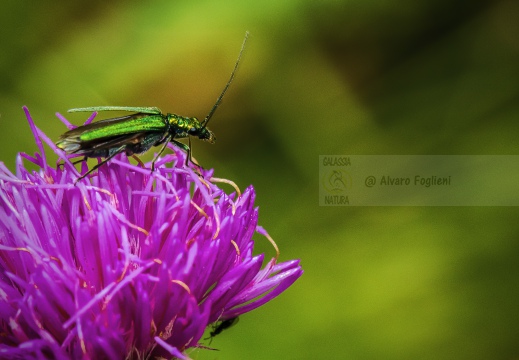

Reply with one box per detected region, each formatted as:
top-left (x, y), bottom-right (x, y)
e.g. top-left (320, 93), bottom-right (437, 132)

top-left (151, 134), bottom-right (172, 172)
top-left (75, 146), bottom-right (125, 184)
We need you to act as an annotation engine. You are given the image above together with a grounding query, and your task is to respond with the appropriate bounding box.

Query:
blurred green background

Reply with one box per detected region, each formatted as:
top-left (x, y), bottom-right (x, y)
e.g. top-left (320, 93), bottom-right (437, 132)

top-left (2, 0), bottom-right (519, 359)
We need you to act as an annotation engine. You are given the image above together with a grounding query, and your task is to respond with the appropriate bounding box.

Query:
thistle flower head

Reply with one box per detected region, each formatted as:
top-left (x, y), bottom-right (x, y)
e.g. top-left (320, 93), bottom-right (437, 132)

top-left (0, 107), bottom-right (303, 359)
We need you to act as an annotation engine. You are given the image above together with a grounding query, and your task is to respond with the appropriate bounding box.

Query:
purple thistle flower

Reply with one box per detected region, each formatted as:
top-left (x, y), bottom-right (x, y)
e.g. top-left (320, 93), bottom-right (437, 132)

top-left (0, 107), bottom-right (303, 359)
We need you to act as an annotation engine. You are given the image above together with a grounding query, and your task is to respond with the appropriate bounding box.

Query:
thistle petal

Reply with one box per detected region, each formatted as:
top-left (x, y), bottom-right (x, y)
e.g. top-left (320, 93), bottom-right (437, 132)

top-left (0, 107), bottom-right (303, 358)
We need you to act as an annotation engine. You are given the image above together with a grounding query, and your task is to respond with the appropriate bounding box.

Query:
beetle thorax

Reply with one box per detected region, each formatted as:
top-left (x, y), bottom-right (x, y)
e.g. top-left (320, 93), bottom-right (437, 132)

top-left (167, 114), bottom-right (202, 138)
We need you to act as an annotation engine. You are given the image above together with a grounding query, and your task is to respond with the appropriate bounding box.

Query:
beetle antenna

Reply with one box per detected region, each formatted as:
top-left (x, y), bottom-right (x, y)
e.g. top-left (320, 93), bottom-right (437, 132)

top-left (202, 31), bottom-right (249, 129)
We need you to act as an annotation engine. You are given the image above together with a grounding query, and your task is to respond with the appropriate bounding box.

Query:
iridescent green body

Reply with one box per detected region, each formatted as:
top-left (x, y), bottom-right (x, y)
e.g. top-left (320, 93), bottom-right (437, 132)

top-left (57, 107), bottom-right (214, 159)
top-left (56, 32), bottom-right (248, 182)
top-left (56, 106), bottom-right (215, 181)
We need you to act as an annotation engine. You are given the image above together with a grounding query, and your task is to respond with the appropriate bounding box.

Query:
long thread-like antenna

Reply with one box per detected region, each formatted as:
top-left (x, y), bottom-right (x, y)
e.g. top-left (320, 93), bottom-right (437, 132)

top-left (202, 31), bottom-right (249, 128)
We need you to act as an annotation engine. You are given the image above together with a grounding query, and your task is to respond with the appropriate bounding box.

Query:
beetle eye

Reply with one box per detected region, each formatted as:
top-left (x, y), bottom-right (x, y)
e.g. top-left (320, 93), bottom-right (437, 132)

top-left (188, 127), bottom-right (197, 134)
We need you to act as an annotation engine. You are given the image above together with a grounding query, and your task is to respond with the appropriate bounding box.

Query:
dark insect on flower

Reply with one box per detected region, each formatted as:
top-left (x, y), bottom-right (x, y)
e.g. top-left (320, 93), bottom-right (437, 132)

top-left (206, 317), bottom-right (240, 344)
top-left (57, 32), bottom-right (248, 182)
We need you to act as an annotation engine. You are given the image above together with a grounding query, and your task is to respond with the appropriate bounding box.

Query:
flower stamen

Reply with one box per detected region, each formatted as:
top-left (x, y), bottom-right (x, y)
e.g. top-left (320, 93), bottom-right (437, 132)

top-left (257, 226), bottom-right (280, 261)
top-left (230, 239), bottom-right (241, 258)
top-left (171, 279), bottom-right (191, 295)
top-left (210, 177), bottom-right (241, 197)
